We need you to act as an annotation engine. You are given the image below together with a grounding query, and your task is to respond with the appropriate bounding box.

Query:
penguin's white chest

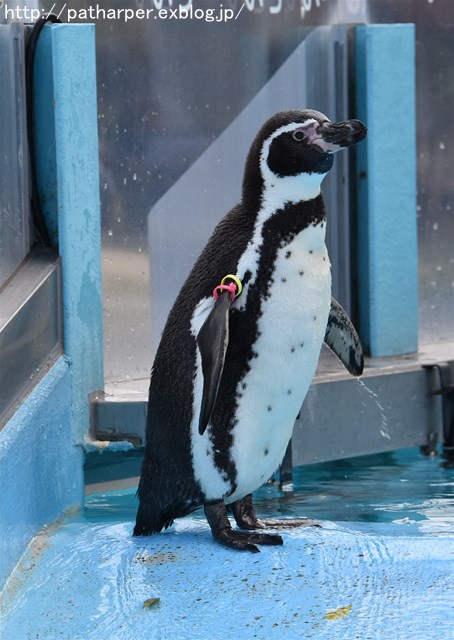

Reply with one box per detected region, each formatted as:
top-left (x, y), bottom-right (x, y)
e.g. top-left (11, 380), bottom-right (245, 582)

top-left (226, 224), bottom-right (331, 503)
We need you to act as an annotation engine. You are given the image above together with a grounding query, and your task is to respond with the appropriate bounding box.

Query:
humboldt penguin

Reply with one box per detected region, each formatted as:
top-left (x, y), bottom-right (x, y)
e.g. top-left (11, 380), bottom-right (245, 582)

top-left (134, 109), bottom-right (367, 552)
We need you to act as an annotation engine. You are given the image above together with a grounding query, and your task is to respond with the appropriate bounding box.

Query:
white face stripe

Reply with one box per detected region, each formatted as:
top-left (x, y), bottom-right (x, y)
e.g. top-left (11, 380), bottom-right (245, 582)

top-left (259, 119), bottom-right (319, 178)
top-left (259, 119), bottom-right (326, 205)
top-left (233, 120), bottom-right (328, 310)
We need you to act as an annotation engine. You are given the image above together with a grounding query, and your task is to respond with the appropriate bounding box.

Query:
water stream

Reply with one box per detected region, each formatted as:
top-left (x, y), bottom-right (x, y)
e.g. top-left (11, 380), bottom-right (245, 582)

top-left (354, 377), bottom-right (391, 440)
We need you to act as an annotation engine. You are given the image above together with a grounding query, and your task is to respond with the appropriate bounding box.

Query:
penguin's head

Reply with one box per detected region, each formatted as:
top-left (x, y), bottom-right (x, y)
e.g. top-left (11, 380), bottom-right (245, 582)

top-left (243, 109), bottom-right (367, 206)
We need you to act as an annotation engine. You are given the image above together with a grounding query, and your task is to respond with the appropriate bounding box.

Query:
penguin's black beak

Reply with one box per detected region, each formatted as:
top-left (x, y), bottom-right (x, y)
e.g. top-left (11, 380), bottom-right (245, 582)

top-left (315, 119), bottom-right (367, 152)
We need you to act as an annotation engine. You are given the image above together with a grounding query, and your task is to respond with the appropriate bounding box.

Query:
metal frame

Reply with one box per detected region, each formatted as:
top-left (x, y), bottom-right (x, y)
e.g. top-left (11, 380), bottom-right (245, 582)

top-left (0, 23), bottom-right (31, 286)
top-left (0, 248), bottom-right (63, 428)
top-left (89, 347), bottom-right (450, 473)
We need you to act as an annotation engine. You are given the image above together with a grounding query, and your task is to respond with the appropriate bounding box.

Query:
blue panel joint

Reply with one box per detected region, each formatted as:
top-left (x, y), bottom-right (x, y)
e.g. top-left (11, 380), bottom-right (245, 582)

top-left (355, 24), bottom-right (418, 357)
top-left (34, 24), bottom-right (104, 442)
top-left (33, 26), bottom-right (58, 244)
top-left (0, 357), bottom-right (84, 588)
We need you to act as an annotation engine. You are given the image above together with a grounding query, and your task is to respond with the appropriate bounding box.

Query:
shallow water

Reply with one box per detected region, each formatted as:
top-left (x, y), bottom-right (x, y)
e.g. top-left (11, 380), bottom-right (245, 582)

top-left (84, 448), bottom-right (454, 534)
top-left (2, 448), bottom-right (453, 640)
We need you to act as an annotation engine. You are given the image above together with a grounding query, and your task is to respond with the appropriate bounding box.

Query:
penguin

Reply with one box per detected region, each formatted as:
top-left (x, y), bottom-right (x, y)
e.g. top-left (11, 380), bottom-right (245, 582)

top-left (134, 109), bottom-right (367, 552)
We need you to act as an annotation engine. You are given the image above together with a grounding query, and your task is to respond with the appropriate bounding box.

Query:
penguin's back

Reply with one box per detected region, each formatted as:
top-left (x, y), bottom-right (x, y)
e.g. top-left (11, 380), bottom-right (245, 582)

top-left (136, 203), bottom-right (256, 528)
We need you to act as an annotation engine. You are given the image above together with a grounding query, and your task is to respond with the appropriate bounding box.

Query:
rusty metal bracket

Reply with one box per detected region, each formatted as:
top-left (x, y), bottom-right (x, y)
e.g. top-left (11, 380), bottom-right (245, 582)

top-left (423, 362), bottom-right (454, 462)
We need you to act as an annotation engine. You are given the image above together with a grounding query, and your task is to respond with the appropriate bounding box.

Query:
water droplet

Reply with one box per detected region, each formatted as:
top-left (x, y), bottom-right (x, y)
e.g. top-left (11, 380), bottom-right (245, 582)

top-left (108, 230), bottom-right (113, 236)
top-left (439, 141), bottom-right (445, 150)
top-left (133, 173), bottom-right (137, 181)
top-left (355, 379), bottom-right (391, 439)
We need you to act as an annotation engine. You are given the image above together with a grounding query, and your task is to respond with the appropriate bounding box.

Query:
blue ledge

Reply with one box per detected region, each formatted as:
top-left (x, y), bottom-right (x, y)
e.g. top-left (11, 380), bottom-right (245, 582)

top-left (355, 24), bottom-right (418, 357)
top-left (0, 23), bottom-right (104, 589)
top-left (1, 516), bottom-right (453, 639)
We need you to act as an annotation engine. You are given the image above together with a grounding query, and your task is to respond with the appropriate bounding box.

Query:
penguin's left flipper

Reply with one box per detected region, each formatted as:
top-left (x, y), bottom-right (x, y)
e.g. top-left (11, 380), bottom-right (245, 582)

top-left (324, 297), bottom-right (364, 376)
top-left (197, 292), bottom-right (231, 435)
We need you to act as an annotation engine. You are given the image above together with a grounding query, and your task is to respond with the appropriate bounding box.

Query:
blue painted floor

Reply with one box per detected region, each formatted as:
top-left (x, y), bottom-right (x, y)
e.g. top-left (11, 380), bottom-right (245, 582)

top-left (1, 450), bottom-right (453, 640)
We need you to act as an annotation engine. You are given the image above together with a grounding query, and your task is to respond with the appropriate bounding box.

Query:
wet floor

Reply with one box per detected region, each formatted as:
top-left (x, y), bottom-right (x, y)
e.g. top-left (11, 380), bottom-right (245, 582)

top-left (1, 449), bottom-right (453, 640)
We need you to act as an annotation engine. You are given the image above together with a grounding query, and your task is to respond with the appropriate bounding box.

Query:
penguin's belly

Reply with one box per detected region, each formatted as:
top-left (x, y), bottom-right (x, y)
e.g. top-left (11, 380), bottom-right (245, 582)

top-left (226, 233), bottom-right (331, 504)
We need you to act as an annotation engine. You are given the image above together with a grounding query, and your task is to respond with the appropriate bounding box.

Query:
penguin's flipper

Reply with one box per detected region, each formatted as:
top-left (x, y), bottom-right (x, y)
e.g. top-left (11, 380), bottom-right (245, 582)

top-left (324, 297), bottom-right (364, 376)
top-left (197, 292), bottom-right (231, 435)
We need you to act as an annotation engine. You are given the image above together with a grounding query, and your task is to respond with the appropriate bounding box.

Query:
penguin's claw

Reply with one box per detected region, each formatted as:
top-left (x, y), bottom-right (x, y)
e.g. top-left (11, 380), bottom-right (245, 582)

top-left (217, 529), bottom-right (283, 553)
top-left (204, 500), bottom-right (283, 553)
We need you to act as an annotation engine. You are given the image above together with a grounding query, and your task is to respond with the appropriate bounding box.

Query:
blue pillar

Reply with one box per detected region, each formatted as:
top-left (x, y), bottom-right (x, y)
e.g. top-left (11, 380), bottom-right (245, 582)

top-left (34, 24), bottom-right (104, 441)
top-left (355, 24), bottom-right (418, 357)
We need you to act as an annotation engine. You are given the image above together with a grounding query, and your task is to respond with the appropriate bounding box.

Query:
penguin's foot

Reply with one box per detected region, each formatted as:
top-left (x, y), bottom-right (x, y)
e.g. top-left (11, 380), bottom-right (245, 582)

top-left (204, 501), bottom-right (283, 553)
top-left (231, 494), bottom-right (319, 531)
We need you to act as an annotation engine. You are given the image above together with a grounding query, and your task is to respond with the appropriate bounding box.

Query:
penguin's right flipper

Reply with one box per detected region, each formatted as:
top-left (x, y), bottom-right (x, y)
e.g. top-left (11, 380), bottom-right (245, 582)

top-left (197, 292), bottom-right (231, 435)
top-left (324, 297), bottom-right (364, 376)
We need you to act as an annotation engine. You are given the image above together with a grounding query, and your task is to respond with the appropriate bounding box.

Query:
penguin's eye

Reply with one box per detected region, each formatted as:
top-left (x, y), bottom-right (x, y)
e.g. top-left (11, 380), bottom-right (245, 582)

top-left (292, 129), bottom-right (306, 142)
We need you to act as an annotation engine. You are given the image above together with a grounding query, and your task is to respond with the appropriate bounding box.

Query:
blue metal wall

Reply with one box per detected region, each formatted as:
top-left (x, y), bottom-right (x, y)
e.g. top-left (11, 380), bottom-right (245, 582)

top-left (0, 24), bottom-right (103, 589)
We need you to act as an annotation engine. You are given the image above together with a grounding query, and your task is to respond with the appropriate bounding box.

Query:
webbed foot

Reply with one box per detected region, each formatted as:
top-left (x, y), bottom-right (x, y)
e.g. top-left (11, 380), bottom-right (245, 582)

top-left (204, 501), bottom-right (283, 553)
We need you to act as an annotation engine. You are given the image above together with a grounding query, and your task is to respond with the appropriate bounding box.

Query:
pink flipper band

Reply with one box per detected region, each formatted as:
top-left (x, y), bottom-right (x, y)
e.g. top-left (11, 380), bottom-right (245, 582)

top-left (213, 282), bottom-right (237, 303)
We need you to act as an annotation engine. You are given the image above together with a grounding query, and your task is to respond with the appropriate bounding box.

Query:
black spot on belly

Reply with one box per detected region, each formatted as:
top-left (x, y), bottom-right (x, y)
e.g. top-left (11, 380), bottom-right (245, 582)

top-left (291, 346), bottom-right (296, 353)
top-left (285, 251), bottom-right (292, 259)
top-left (299, 270), bottom-right (304, 276)
top-left (313, 316), bottom-right (317, 321)
top-left (281, 277), bottom-right (287, 283)
top-left (243, 270), bottom-right (252, 286)
top-left (264, 448), bottom-right (269, 456)
top-left (309, 250), bottom-right (313, 254)
top-left (267, 405), bottom-right (272, 412)
top-left (242, 382), bottom-right (247, 390)
top-left (287, 389), bottom-right (292, 395)
top-left (300, 342), bottom-right (304, 348)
